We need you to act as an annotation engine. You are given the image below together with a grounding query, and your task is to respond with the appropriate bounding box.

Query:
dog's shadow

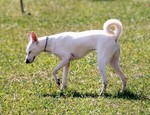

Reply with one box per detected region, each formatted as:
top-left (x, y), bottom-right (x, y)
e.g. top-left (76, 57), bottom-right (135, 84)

top-left (42, 89), bottom-right (149, 101)
top-left (42, 89), bottom-right (99, 98)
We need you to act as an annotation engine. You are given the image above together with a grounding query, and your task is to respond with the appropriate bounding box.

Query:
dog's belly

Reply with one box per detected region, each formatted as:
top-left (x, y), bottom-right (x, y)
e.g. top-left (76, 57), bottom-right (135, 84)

top-left (70, 49), bottom-right (95, 60)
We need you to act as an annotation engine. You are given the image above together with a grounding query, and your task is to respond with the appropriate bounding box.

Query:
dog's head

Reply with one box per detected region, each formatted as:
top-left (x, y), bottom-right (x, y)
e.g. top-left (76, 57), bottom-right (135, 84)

top-left (25, 32), bottom-right (41, 64)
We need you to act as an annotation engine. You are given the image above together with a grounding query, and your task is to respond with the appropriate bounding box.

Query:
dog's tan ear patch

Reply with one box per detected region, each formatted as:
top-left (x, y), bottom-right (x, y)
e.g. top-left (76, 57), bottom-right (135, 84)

top-left (31, 32), bottom-right (38, 42)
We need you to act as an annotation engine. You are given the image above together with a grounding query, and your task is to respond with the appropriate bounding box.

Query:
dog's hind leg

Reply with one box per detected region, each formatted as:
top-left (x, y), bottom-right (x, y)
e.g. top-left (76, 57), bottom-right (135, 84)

top-left (110, 50), bottom-right (127, 92)
top-left (97, 54), bottom-right (107, 96)
top-left (61, 62), bottom-right (70, 90)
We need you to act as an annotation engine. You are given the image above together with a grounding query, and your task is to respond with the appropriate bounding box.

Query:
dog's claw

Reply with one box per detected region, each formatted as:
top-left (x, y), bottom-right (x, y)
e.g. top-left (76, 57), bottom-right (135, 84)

top-left (56, 79), bottom-right (60, 86)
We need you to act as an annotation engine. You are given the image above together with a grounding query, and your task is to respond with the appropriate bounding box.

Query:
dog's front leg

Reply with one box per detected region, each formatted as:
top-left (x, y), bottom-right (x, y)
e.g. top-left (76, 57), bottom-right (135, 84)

top-left (53, 59), bottom-right (70, 86)
top-left (61, 62), bottom-right (70, 90)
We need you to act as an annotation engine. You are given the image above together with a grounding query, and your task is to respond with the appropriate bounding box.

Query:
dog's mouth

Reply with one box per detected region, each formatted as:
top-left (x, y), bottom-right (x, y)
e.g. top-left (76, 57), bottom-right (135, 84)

top-left (25, 56), bottom-right (35, 64)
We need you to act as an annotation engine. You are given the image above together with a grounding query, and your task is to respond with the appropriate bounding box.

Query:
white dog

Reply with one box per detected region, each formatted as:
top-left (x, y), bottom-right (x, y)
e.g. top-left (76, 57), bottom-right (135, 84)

top-left (25, 19), bottom-right (127, 95)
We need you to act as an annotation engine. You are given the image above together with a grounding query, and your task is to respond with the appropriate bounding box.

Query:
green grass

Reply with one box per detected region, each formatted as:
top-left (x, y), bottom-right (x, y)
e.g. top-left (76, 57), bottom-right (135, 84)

top-left (0, 0), bottom-right (150, 114)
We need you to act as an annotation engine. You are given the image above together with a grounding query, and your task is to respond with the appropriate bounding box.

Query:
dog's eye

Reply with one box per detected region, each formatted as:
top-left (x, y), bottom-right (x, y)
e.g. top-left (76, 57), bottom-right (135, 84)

top-left (28, 51), bottom-right (32, 54)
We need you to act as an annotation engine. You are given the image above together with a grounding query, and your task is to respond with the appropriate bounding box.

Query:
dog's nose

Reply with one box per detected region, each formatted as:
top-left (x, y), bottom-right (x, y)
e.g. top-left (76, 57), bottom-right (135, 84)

top-left (25, 59), bottom-right (30, 64)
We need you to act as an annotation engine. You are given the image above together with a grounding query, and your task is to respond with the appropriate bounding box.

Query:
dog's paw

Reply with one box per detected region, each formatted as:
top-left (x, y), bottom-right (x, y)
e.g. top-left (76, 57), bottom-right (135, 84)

top-left (60, 85), bottom-right (67, 90)
top-left (99, 92), bottom-right (104, 96)
top-left (99, 91), bottom-right (107, 96)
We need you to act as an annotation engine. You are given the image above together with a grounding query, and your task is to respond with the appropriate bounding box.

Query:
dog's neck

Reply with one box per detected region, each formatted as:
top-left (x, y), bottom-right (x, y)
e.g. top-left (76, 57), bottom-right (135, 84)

top-left (38, 36), bottom-right (54, 53)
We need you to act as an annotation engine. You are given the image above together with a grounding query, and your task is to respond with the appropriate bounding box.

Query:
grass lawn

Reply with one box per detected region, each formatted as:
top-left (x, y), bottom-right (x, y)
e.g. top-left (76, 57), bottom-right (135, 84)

top-left (0, 0), bottom-right (150, 114)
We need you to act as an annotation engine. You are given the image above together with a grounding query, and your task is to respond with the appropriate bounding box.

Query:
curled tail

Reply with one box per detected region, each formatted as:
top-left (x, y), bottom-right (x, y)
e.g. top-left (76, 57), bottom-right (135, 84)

top-left (103, 19), bottom-right (123, 39)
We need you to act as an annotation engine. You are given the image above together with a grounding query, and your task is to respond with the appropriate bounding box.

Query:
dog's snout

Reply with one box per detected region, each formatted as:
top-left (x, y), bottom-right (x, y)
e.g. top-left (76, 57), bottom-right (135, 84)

top-left (25, 56), bottom-right (35, 64)
top-left (25, 59), bottom-right (30, 64)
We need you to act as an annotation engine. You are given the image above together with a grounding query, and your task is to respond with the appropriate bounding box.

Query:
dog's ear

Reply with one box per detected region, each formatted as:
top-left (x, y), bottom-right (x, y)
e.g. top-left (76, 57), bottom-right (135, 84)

top-left (27, 32), bottom-right (38, 43)
top-left (31, 32), bottom-right (38, 42)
